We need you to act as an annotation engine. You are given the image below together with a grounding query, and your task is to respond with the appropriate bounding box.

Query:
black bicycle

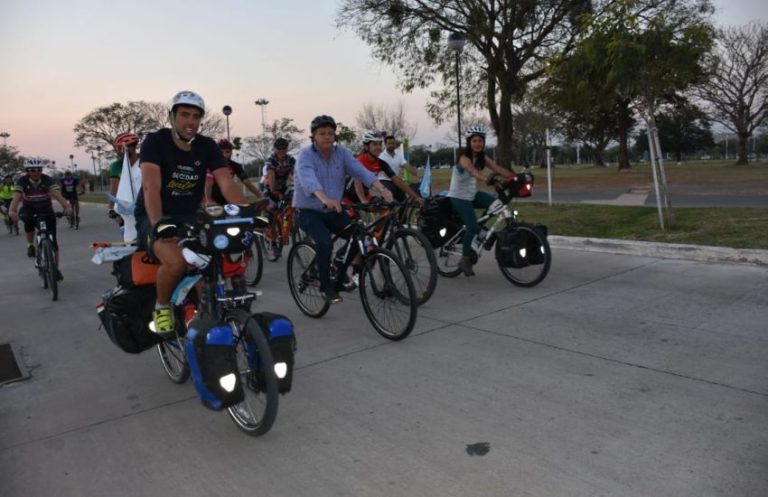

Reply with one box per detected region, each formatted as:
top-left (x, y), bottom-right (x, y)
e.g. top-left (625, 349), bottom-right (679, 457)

top-left (353, 198), bottom-right (438, 305)
top-left (31, 212), bottom-right (64, 301)
top-left (286, 203), bottom-right (418, 341)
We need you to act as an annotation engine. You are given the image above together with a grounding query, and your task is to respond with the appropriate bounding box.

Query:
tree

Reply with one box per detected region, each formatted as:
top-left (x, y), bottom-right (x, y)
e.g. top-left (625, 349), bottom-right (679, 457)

top-left (635, 97), bottom-right (714, 161)
top-left (0, 145), bottom-right (25, 177)
top-left (74, 100), bottom-right (227, 161)
top-left (335, 122), bottom-right (357, 147)
top-left (337, 0), bottom-right (592, 168)
top-left (355, 101), bottom-right (416, 140)
top-left (241, 118), bottom-right (306, 165)
top-left (696, 22), bottom-right (768, 164)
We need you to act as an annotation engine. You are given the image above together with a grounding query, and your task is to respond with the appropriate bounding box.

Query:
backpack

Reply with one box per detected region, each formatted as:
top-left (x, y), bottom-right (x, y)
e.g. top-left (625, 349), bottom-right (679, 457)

top-left (96, 285), bottom-right (162, 354)
top-left (496, 224), bottom-right (548, 267)
top-left (418, 196), bottom-right (463, 247)
top-left (185, 317), bottom-right (244, 411)
top-left (113, 251), bottom-right (160, 287)
top-left (251, 312), bottom-right (296, 394)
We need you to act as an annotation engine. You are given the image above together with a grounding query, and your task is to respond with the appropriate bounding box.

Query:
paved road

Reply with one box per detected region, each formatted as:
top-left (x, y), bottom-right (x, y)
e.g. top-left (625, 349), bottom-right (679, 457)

top-left (1, 204), bottom-right (767, 497)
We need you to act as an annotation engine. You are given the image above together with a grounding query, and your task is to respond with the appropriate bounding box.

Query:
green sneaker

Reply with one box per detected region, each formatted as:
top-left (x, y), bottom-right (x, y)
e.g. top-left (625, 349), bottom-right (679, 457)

top-left (151, 307), bottom-right (175, 335)
top-left (27, 244), bottom-right (35, 258)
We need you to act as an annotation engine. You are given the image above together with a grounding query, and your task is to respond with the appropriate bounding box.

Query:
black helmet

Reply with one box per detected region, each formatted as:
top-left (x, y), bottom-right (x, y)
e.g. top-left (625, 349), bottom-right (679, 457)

top-left (310, 115), bottom-right (337, 133)
top-left (274, 137), bottom-right (289, 150)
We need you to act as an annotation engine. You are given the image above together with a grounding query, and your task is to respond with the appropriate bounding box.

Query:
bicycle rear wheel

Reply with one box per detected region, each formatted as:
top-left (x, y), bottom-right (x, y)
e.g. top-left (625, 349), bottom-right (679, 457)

top-left (244, 237), bottom-right (264, 286)
top-left (286, 241), bottom-right (330, 318)
top-left (226, 309), bottom-right (279, 437)
top-left (359, 248), bottom-right (417, 341)
top-left (434, 231), bottom-right (464, 278)
top-left (386, 227), bottom-right (438, 305)
top-left (40, 238), bottom-right (58, 301)
top-left (496, 225), bottom-right (551, 287)
top-left (157, 308), bottom-right (190, 384)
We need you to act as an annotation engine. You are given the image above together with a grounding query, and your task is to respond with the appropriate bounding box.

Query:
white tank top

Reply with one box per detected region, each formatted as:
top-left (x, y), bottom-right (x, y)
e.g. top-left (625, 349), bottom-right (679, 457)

top-left (447, 165), bottom-right (476, 201)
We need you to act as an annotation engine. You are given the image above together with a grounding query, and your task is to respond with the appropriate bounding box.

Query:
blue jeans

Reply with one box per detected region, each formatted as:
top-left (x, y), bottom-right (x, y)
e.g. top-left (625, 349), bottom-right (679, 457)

top-left (296, 209), bottom-right (352, 293)
top-left (449, 192), bottom-right (495, 256)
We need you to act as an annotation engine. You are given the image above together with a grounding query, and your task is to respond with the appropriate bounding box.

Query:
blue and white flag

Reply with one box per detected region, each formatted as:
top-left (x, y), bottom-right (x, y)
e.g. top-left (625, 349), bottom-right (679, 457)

top-left (419, 155), bottom-right (431, 198)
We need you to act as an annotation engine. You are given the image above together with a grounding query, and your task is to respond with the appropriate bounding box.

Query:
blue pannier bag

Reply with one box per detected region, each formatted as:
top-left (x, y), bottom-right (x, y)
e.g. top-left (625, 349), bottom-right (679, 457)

top-left (185, 318), bottom-right (244, 410)
top-left (251, 312), bottom-right (296, 394)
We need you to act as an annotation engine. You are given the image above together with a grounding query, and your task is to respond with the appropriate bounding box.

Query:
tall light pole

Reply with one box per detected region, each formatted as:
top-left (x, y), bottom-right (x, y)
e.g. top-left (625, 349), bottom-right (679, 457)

top-left (447, 32), bottom-right (466, 151)
top-left (254, 98), bottom-right (269, 132)
top-left (96, 145), bottom-right (104, 191)
top-left (222, 105), bottom-right (232, 141)
top-left (0, 132), bottom-right (9, 146)
top-left (69, 154), bottom-right (74, 170)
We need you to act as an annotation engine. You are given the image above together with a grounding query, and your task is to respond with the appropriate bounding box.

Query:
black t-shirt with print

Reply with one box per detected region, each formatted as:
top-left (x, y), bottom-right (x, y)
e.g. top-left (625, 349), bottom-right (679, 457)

top-left (135, 128), bottom-right (226, 220)
top-left (15, 173), bottom-right (58, 212)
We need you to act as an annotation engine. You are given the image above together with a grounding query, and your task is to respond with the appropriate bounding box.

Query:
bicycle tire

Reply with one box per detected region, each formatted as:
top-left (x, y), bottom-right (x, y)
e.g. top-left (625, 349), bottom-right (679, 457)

top-left (434, 230), bottom-right (464, 278)
top-left (41, 238), bottom-right (58, 301)
top-left (37, 243), bottom-right (48, 289)
top-left (496, 224), bottom-right (552, 287)
top-left (386, 227), bottom-right (438, 305)
top-left (286, 241), bottom-right (330, 318)
top-left (359, 247), bottom-right (418, 341)
top-left (244, 237), bottom-right (264, 286)
top-left (225, 309), bottom-right (279, 437)
top-left (157, 308), bottom-right (190, 384)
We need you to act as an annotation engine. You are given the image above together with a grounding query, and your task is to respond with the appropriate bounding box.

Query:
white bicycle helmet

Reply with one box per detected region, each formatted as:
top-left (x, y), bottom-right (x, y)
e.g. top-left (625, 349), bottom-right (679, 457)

top-left (362, 130), bottom-right (384, 144)
top-left (464, 126), bottom-right (487, 139)
top-left (24, 157), bottom-right (46, 170)
top-left (169, 91), bottom-right (206, 116)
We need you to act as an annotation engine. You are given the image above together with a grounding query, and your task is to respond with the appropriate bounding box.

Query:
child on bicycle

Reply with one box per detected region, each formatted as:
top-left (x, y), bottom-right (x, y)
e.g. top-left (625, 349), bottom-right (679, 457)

top-left (447, 126), bottom-right (515, 276)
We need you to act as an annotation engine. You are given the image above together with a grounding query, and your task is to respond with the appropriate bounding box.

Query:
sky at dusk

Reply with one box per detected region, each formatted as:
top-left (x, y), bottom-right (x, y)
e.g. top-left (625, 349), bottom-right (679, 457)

top-left (1, 0), bottom-right (766, 172)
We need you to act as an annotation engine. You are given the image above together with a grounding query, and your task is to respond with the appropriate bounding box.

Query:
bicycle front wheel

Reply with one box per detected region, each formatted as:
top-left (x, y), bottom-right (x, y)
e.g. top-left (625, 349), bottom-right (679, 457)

top-left (434, 230), bottom-right (464, 278)
top-left (157, 307), bottom-right (190, 384)
top-left (226, 309), bottom-right (279, 437)
top-left (244, 237), bottom-right (264, 286)
top-left (496, 225), bottom-right (551, 287)
top-left (40, 238), bottom-right (58, 301)
top-left (286, 241), bottom-right (330, 318)
top-left (386, 228), bottom-right (438, 305)
top-left (359, 248), bottom-right (417, 341)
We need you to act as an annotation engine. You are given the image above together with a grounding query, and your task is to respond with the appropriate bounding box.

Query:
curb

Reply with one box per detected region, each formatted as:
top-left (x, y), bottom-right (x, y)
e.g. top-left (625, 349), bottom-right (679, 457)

top-left (549, 235), bottom-right (768, 266)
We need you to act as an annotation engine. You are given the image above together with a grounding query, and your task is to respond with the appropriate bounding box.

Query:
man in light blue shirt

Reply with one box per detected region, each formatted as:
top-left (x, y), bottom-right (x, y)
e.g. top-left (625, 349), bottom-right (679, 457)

top-left (293, 114), bottom-right (393, 303)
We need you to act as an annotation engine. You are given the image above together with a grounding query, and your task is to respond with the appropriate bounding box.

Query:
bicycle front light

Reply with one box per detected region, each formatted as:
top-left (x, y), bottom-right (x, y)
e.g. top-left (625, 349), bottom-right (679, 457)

top-left (219, 373), bottom-right (237, 393)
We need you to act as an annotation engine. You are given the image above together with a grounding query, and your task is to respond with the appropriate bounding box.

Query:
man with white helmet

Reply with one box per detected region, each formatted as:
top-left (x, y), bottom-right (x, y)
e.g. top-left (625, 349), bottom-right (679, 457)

top-left (135, 91), bottom-right (251, 335)
top-left (9, 158), bottom-right (72, 280)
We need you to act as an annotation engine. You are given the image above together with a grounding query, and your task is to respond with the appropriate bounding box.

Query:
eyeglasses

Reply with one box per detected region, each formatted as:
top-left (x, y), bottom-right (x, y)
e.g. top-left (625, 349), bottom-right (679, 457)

top-left (27, 168), bottom-right (42, 173)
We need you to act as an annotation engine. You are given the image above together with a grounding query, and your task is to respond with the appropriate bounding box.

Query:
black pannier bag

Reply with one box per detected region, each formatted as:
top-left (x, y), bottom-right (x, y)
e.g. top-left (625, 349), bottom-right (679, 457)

top-left (251, 312), bottom-right (297, 394)
top-left (418, 196), bottom-right (463, 247)
top-left (496, 223), bottom-right (548, 267)
top-left (97, 285), bottom-right (162, 354)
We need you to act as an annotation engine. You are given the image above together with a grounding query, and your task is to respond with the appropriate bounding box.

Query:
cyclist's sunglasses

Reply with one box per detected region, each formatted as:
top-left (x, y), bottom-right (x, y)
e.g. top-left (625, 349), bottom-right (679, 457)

top-left (27, 168), bottom-right (42, 172)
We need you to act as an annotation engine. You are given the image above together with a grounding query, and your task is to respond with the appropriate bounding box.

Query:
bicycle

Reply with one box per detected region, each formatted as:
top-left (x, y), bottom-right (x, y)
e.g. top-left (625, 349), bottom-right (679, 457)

top-left (261, 189), bottom-right (301, 262)
top-left (422, 173), bottom-right (552, 287)
top-left (286, 203), bottom-right (418, 340)
top-left (1, 203), bottom-right (20, 235)
top-left (351, 198), bottom-right (438, 306)
top-left (30, 211), bottom-right (64, 301)
top-left (153, 204), bottom-right (291, 436)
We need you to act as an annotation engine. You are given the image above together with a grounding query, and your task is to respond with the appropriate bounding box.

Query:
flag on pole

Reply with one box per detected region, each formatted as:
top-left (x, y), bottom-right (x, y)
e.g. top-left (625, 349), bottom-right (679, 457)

top-left (419, 155), bottom-right (431, 198)
top-left (115, 149), bottom-right (142, 242)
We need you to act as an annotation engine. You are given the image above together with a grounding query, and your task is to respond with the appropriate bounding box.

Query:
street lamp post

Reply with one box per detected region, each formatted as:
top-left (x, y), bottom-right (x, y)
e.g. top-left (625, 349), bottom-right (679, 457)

top-left (0, 132), bottom-right (9, 146)
top-left (254, 98), bottom-right (269, 132)
top-left (69, 154), bottom-right (74, 170)
top-left (96, 146), bottom-right (104, 191)
top-left (222, 105), bottom-right (232, 141)
top-left (447, 32), bottom-right (466, 151)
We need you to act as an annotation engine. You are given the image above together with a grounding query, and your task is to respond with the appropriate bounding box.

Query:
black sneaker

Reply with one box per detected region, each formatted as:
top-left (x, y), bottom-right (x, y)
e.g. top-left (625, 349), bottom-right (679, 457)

top-left (27, 244), bottom-right (35, 258)
top-left (459, 256), bottom-right (475, 277)
top-left (56, 269), bottom-right (63, 282)
top-left (336, 272), bottom-right (357, 292)
top-left (321, 290), bottom-right (343, 304)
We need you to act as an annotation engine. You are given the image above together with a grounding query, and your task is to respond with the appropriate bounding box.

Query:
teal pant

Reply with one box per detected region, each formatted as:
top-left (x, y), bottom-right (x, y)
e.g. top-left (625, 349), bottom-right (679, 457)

top-left (449, 192), bottom-right (495, 256)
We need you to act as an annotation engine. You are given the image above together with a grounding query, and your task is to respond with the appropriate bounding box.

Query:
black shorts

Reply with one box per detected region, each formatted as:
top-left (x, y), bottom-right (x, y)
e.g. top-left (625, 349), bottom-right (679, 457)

top-left (20, 208), bottom-right (58, 250)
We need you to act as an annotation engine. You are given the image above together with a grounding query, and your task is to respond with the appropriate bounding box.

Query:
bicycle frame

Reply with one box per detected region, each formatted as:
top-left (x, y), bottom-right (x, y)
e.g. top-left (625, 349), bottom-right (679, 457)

top-left (439, 197), bottom-right (518, 262)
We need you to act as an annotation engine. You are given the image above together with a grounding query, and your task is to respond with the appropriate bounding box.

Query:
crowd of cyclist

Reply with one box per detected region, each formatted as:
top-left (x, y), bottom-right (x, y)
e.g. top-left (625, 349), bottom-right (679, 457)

top-left (3, 89), bottom-right (517, 334)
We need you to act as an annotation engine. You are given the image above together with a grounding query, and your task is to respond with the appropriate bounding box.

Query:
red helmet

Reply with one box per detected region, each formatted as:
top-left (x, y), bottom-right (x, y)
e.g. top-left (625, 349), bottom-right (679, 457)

top-left (114, 133), bottom-right (139, 148)
top-left (217, 138), bottom-right (233, 150)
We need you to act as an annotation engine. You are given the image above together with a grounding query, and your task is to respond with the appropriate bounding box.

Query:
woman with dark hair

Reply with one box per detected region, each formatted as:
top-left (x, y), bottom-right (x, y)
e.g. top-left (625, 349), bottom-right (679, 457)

top-left (447, 126), bottom-right (515, 276)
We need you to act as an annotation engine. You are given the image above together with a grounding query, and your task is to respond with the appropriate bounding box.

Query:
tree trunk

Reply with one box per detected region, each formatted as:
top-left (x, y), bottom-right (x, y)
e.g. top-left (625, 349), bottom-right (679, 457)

top-left (736, 132), bottom-right (749, 165)
top-left (616, 100), bottom-right (632, 170)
